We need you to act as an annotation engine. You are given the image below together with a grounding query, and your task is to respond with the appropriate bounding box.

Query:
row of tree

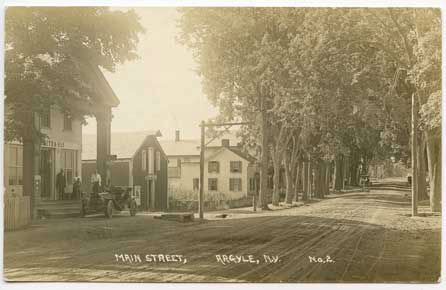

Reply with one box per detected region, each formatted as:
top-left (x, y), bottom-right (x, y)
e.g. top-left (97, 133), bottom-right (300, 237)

top-left (178, 8), bottom-right (441, 212)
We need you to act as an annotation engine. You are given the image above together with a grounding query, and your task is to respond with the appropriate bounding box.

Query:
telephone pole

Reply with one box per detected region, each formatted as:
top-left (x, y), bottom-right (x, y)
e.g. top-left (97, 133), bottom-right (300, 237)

top-left (411, 93), bottom-right (418, 216)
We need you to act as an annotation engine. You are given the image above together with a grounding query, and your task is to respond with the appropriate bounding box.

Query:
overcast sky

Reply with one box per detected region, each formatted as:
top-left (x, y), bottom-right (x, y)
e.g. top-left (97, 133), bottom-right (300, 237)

top-left (83, 7), bottom-right (218, 140)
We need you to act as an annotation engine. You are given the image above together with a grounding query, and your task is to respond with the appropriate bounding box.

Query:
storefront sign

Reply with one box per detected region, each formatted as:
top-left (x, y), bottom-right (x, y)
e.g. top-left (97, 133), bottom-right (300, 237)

top-left (42, 139), bottom-right (65, 148)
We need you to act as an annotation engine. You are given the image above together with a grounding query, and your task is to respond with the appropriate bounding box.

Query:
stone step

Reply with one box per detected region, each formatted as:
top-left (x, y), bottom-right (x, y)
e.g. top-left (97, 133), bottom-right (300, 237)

top-left (38, 208), bottom-right (81, 219)
top-left (38, 200), bottom-right (81, 206)
top-left (156, 212), bottom-right (195, 222)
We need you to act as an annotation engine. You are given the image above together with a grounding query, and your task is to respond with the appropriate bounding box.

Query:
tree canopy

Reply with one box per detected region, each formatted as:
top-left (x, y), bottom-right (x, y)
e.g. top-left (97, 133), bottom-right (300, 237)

top-left (179, 7), bottom-right (441, 211)
top-left (4, 7), bottom-right (144, 141)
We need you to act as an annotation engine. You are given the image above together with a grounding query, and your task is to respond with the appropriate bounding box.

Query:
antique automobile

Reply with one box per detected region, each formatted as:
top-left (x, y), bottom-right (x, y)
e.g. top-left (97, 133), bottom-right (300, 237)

top-left (81, 187), bottom-right (137, 218)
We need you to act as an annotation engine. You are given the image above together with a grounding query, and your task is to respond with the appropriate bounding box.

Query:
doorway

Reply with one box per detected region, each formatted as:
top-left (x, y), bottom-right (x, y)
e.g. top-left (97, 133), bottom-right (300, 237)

top-left (146, 179), bottom-right (156, 210)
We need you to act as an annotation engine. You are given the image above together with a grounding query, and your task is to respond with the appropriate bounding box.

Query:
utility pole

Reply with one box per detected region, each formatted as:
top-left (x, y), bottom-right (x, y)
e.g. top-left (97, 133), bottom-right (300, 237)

top-left (199, 121), bottom-right (205, 219)
top-left (411, 92), bottom-right (418, 216)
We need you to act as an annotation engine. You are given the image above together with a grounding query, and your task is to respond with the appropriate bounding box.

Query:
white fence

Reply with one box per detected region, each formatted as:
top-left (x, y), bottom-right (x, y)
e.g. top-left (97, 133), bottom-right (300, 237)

top-left (4, 196), bottom-right (31, 231)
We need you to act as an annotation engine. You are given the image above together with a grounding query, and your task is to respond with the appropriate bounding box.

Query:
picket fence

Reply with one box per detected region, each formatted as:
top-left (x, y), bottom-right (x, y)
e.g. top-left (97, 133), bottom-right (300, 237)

top-left (4, 196), bottom-right (31, 231)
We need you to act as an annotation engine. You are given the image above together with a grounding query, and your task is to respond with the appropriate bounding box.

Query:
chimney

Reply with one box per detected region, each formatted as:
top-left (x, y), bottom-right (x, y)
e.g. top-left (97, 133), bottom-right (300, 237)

top-left (221, 139), bottom-right (230, 147)
top-left (175, 130), bottom-right (180, 142)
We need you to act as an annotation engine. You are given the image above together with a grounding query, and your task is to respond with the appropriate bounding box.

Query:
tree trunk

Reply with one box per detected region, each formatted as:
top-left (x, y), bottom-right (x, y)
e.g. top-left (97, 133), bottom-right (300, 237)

top-left (417, 137), bottom-right (428, 201)
top-left (426, 132), bottom-right (441, 212)
top-left (22, 111), bottom-right (41, 219)
top-left (302, 160), bottom-right (309, 201)
top-left (259, 109), bottom-right (270, 210)
top-left (314, 162), bottom-right (320, 198)
top-left (321, 162), bottom-right (327, 198)
top-left (343, 155), bottom-right (348, 189)
top-left (325, 161), bottom-right (331, 196)
top-left (308, 158), bottom-right (313, 199)
top-left (349, 153), bottom-right (360, 186)
top-left (294, 161), bottom-right (303, 202)
top-left (284, 153), bottom-right (295, 204)
top-left (272, 154), bottom-right (281, 206)
top-left (334, 154), bottom-right (344, 191)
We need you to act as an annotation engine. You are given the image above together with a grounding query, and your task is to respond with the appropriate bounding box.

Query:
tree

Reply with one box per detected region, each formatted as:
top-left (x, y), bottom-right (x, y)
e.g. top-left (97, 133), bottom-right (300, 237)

top-left (5, 7), bottom-right (144, 141)
top-left (5, 7), bottom-right (144, 210)
top-left (178, 8), bottom-right (441, 212)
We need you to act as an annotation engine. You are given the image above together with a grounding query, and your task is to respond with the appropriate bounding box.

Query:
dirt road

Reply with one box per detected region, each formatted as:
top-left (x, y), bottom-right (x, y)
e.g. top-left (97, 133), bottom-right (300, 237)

top-left (3, 187), bottom-right (441, 282)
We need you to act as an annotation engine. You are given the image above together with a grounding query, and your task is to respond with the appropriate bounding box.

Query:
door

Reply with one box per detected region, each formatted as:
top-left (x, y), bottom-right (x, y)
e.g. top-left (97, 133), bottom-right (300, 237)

top-left (40, 149), bottom-right (54, 200)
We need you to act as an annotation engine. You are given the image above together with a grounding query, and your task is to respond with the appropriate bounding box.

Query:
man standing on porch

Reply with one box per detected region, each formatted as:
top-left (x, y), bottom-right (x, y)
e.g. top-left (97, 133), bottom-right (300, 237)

top-left (56, 169), bottom-right (66, 200)
top-left (91, 170), bottom-right (102, 196)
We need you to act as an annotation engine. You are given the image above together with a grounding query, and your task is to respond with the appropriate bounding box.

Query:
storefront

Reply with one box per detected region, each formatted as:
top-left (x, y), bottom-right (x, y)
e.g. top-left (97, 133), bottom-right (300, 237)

top-left (3, 107), bottom-right (82, 201)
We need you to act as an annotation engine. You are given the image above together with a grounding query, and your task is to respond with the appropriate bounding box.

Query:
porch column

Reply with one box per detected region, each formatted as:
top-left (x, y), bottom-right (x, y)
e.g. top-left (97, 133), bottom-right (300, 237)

top-left (23, 111), bottom-right (41, 219)
top-left (96, 107), bottom-right (112, 189)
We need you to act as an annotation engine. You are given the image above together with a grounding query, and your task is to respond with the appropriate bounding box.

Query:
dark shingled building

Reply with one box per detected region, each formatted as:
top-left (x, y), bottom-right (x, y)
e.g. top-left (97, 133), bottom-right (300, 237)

top-left (82, 130), bottom-right (168, 211)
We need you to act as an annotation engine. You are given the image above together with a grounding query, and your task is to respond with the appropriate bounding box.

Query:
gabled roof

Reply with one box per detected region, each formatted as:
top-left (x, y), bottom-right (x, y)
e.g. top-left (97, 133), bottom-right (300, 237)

top-left (82, 130), bottom-right (162, 160)
top-left (205, 146), bottom-right (257, 163)
top-left (158, 130), bottom-right (241, 157)
top-left (227, 147), bottom-right (257, 163)
top-left (158, 139), bottom-right (201, 156)
top-left (79, 61), bottom-right (120, 107)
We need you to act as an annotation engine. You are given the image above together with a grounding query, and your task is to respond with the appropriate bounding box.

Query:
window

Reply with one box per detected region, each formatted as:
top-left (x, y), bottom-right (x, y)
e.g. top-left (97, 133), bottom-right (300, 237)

top-left (193, 178), bottom-right (199, 190)
top-left (167, 157), bottom-right (180, 177)
top-left (148, 147), bottom-right (154, 174)
top-left (208, 178), bottom-right (218, 191)
top-left (208, 161), bottom-right (219, 173)
top-left (63, 113), bottom-right (72, 131)
top-left (156, 151), bottom-right (161, 171)
top-left (40, 109), bottom-right (51, 128)
top-left (229, 178), bottom-right (242, 192)
top-left (249, 177), bottom-right (256, 191)
top-left (230, 161), bottom-right (242, 173)
top-left (61, 149), bottom-right (76, 185)
top-left (8, 145), bottom-right (23, 186)
top-left (141, 150), bottom-right (147, 171)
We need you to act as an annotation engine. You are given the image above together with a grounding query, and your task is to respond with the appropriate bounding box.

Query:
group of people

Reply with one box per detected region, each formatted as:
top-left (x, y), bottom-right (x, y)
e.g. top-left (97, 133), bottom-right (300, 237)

top-left (55, 169), bottom-right (103, 200)
top-left (55, 169), bottom-right (81, 200)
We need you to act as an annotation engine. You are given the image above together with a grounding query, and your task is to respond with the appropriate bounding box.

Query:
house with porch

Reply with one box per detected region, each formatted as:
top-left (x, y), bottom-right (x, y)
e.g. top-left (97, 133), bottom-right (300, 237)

top-left (4, 61), bottom-right (119, 221)
top-left (82, 130), bottom-right (168, 211)
top-left (159, 130), bottom-right (258, 203)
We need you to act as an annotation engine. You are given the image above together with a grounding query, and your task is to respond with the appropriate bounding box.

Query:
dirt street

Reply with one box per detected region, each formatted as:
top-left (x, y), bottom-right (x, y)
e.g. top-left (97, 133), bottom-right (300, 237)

top-left (3, 187), bottom-right (441, 282)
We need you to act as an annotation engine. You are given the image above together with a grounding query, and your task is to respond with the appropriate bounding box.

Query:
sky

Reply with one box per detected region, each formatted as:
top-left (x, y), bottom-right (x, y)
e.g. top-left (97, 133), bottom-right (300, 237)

top-left (83, 7), bottom-right (218, 140)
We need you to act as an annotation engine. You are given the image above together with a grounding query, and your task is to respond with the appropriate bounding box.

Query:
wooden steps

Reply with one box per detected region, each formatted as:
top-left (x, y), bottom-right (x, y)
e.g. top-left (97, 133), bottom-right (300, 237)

top-left (37, 200), bottom-right (82, 219)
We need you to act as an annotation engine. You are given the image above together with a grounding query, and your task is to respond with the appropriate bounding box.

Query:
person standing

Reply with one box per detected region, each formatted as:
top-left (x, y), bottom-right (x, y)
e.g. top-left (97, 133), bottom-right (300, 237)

top-left (72, 172), bottom-right (82, 200)
top-left (56, 169), bottom-right (66, 200)
top-left (91, 170), bottom-right (102, 196)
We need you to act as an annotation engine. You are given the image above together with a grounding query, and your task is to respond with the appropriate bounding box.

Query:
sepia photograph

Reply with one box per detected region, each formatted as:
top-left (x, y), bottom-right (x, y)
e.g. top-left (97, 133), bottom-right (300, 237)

top-left (1, 3), bottom-right (443, 284)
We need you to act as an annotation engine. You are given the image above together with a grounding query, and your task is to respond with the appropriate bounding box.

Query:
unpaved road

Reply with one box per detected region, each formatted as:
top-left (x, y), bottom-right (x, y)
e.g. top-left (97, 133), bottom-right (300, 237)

top-left (4, 188), bottom-right (441, 282)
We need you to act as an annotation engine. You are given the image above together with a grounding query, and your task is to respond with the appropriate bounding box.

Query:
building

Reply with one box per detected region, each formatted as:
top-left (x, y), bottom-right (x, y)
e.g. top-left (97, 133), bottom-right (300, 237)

top-left (4, 61), bottom-right (120, 219)
top-left (82, 130), bottom-right (168, 211)
top-left (4, 107), bottom-right (83, 199)
top-left (159, 130), bottom-right (258, 201)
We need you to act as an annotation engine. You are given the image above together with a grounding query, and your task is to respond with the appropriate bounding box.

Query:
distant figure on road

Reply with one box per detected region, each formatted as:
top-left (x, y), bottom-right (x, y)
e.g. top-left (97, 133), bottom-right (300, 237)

top-left (407, 173), bottom-right (412, 187)
top-left (91, 170), bottom-right (102, 196)
top-left (56, 169), bottom-right (66, 200)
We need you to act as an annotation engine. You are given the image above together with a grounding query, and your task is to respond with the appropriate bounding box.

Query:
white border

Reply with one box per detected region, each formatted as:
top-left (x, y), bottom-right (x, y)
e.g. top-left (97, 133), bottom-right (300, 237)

top-left (0, 1), bottom-right (445, 290)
